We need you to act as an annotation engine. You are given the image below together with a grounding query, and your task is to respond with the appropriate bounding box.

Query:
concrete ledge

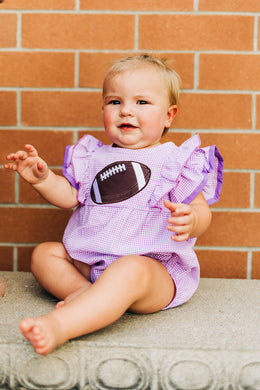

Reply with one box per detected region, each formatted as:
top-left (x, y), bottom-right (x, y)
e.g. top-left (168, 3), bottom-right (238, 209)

top-left (0, 271), bottom-right (259, 390)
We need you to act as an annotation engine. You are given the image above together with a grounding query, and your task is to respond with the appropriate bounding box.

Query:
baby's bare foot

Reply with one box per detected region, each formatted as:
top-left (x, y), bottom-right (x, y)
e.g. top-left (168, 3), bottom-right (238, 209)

top-left (19, 314), bottom-right (66, 355)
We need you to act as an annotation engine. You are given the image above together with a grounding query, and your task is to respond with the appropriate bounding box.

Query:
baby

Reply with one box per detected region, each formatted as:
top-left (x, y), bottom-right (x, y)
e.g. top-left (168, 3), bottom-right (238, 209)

top-left (5, 55), bottom-right (223, 355)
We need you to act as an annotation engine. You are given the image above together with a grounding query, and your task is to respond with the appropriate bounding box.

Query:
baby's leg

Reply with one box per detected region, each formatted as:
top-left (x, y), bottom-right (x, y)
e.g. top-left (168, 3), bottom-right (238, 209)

top-left (20, 255), bottom-right (175, 355)
top-left (31, 242), bottom-right (91, 301)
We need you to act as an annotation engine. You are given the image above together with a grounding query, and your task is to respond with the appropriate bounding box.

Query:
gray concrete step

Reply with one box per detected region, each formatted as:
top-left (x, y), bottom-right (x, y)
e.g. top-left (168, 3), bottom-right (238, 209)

top-left (0, 271), bottom-right (259, 390)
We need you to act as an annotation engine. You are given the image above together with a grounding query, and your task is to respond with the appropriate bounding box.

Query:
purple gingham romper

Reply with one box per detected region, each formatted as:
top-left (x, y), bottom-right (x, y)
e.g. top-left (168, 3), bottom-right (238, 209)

top-left (62, 134), bottom-right (223, 309)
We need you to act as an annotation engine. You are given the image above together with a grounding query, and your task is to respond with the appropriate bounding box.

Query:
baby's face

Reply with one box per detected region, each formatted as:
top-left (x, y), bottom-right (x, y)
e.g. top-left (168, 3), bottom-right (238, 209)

top-left (103, 67), bottom-right (177, 149)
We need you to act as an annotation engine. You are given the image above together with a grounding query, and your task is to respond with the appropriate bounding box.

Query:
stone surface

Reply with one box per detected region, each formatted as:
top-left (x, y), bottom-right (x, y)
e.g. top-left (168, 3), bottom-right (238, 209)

top-left (0, 271), bottom-right (259, 389)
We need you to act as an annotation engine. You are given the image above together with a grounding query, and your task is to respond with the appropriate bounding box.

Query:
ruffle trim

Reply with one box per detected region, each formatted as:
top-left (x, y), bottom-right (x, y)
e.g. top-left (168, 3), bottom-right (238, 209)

top-left (62, 135), bottom-right (103, 204)
top-left (149, 134), bottom-right (223, 207)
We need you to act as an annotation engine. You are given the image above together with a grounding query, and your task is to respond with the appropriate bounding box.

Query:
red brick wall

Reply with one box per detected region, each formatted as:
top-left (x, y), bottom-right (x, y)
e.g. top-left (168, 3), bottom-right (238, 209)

top-left (0, 0), bottom-right (259, 279)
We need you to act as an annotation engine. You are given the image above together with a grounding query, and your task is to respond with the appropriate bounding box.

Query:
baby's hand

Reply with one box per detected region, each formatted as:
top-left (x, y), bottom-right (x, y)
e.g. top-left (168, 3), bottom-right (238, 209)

top-left (164, 199), bottom-right (196, 242)
top-left (5, 144), bottom-right (49, 185)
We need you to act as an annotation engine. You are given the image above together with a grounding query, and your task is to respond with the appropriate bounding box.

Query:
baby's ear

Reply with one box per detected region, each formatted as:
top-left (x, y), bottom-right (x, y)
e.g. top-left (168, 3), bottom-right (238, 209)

top-left (165, 105), bottom-right (178, 128)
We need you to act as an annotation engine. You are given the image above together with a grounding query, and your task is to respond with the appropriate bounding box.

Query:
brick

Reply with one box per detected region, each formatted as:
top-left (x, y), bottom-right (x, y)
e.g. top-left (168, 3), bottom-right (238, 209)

top-left (21, 91), bottom-right (103, 127)
top-left (0, 92), bottom-right (17, 126)
top-left (199, 0), bottom-right (260, 12)
top-left (197, 250), bottom-right (247, 279)
top-left (22, 14), bottom-right (135, 50)
top-left (79, 52), bottom-right (194, 89)
top-left (256, 95), bottom-right (260, 129)
top-left (0, 0), bottom-right (75, 9)
top-left (0, 247), bottom-right (13, 271)
top-left (0, 208), bottom-right (72, 243)
top-left (19, 179), bottom-right (47, 205)
top-left (0, 14), bottom-right (17, 48)
top-left (161, 131), bottom-right (193, 146)
top-left (215, 172), bottom-right (250, 209)
top-left (199, 54), bottom-right (260, 91)
top-left (174, 94), bottom-right (252, 130)
top-left (19, 169), bottom-right (62, 204)
top-left (139, 15), bottom-right (254, 51)
top-left (197, 211), bottom-right (260, 247)
top-left (17, 246), bottom-right (35, 271)
top-left (252, 252), bottom-right (260, 279)
top-left (255, 173), bottom-right (260, 208)
top-left (0, 169), bottom-right (15, 203)
top-left (0, 52), bottom-right (75, 87)
top-left (0, 130), bottom-right (74, 166)
top-left (199, 133), bottom-right (260, 170)
top-left (81, 0), bottom-right (193, 11)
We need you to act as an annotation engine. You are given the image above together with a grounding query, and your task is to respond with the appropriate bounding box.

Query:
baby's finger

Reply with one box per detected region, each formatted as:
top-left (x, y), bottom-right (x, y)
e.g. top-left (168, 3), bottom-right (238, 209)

top-left (168, 214), bottom-right (191, 226)
top-left (4, 162), bottom-right (17, 171)
top-left (164, 200), bottom-right (180, 213)
top-left (25, 144), bottom-right (38, 157)
top-left (167, 222), bottom-right (191, 234)
top-left (6, 152), bottom-right (17, 161)
top-left (171, 232), bottom-right (189, 242)
top-left (7, 150), bottom-right (28, 161)
top-left (164, 200), bottom-right (191, 216)
top-left (16, 150), bottom-right (29, 160)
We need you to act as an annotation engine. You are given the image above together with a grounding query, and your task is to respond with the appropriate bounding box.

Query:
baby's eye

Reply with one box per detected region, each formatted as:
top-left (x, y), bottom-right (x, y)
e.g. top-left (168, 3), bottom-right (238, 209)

top-left (137, 100), bottom-right (149, 105)
top-left (109, 100), bottom-right (120, 105)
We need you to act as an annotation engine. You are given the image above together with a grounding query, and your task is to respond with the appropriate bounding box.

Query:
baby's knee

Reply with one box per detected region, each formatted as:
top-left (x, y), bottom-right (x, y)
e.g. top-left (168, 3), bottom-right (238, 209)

top-left (31, 243), bottom-right (48, 271)
top-left (31, 242), bottom-right (57, 274)
top-left (115, 255), bottom-right (153, 289)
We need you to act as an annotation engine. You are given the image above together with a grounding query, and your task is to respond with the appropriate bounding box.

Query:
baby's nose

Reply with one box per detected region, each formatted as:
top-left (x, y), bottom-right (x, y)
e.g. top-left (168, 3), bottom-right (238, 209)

top-left (119, 104), bottom-right (134, 116)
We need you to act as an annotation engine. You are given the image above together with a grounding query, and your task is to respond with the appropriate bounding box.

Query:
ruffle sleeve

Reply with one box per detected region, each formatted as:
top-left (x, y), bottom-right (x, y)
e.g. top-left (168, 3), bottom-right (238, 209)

top-left (62, 135), bottom-right (103, 203)
top-left (150, 135), bottom-right (223, 207)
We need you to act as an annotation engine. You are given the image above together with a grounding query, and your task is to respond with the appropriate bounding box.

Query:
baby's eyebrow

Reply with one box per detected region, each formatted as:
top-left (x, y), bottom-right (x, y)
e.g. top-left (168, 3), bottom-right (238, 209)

top-left (135, 94), bottom-right (151, 100)
top-left (104, 95), bottom-right (120, 101)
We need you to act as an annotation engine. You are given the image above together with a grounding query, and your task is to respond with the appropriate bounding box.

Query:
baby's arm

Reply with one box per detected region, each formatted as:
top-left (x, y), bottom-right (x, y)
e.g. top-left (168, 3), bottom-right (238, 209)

top-left (164, 192), bottom-right (212, 242)
top-left (5, 144), bottom-right (78, 209)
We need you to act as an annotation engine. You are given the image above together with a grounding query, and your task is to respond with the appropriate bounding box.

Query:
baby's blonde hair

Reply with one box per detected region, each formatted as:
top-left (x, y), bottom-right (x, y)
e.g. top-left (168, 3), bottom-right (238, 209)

top-left (103, 54), bottom-right (181, 135)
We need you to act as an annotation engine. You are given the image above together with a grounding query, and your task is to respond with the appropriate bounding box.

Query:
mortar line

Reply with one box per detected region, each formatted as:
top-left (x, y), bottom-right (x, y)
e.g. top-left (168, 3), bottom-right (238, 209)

top-left (15, 172), bottom-right (19, 204)
top-left (16, 12), bottom-right (22, 49)
top-left (74, 51), bottom-right (79, 88)
top-left (194, 52), bottom-right (200, 89)
top-left (3, 87), bottom-right (259, 94)
top-left (1, 48), bottom-right (260, 55)
top-left (194, 0), bottom-right (199, 12)
top-left (195, 246), bottom-right (260, 251)
top-left (250, 172), bottom-right (255, 208)
top-left (134, 14), bottom-right (139, 51)
top-left (1, 127), bottom-right (259, 134)
top-left (0, 243), bottom-right (37, 247)
top-left (247, 251), bottom-right (252, 279)
top-left (252, 93), bottom-right (257, 130)
top-left (13, 246), bottom-right (18, 272)
top-left (1, 242), bottom-right (258, 250)
top-left (253, 15), bottom-right (258, 52)
top-left (2, 10), bottom-right (260, 15)
top-left (16, 89), bottom-right (21, 127)
top-left (75, 0), bottom-right (80, 12)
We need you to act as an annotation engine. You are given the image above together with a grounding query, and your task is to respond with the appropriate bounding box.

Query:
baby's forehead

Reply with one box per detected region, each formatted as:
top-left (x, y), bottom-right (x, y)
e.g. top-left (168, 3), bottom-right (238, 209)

top-left (103, 65), bottom-right (166, 91)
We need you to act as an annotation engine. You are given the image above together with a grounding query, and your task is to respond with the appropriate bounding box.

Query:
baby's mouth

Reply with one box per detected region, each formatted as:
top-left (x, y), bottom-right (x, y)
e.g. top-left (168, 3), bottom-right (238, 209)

top-left (119, 123), bottom-right (137, 130)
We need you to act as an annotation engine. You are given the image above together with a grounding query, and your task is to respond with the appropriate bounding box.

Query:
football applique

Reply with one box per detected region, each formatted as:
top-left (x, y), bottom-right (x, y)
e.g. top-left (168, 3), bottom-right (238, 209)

top-left (91, 161), bottom-right (151, 204)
